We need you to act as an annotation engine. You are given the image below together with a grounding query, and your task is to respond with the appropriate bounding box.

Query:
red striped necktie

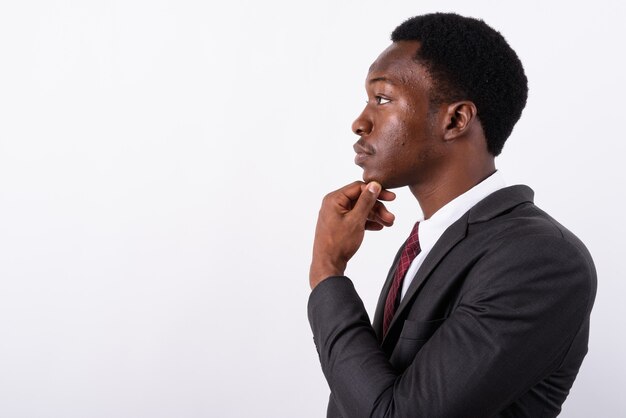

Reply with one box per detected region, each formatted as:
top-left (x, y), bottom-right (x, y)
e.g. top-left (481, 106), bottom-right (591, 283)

top-left (383, 222), bottom-right (421, 337)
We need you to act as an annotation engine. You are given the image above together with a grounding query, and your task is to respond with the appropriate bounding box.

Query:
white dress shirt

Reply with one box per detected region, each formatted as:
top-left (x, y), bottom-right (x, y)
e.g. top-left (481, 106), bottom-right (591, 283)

top-left (400, 171), bottom-right (506, 299)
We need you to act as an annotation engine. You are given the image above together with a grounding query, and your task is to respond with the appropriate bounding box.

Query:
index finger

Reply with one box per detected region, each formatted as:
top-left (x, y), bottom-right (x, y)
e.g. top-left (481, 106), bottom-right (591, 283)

top-left (336, 181), bottom-right (367, 201)
top-left (360, 183), bottom-right (396, 202)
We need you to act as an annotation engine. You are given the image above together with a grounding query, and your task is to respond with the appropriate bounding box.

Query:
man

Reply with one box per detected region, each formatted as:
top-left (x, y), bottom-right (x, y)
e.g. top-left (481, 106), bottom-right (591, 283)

top-left (308, 13), bottom-right (596, 418)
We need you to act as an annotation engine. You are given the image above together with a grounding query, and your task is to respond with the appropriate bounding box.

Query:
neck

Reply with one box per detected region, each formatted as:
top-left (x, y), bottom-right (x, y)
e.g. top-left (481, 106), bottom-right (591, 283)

top-left (409, 160), bottom-right (496, 219)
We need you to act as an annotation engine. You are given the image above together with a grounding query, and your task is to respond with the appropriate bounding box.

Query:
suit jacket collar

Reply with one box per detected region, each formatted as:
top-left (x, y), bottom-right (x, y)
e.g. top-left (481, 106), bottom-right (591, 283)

top-left (373, 185), bottom-right (535, 345)
top-left (468, 185), bottom-right (534, 224)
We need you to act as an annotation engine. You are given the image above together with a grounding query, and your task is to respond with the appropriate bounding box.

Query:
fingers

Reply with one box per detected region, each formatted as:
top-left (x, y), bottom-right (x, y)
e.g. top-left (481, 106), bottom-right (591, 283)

top-left (336, 181), bottom-right (396, 202)
top-left (310, 181), bottom-right (395, 289)
top-left (329, 180), bottom-right (396, 230)
top-left (332, 181), bottom-right (371, 212)
top-left (339, 181), bottom-right (370, 201)
top-left (365, 220), bottom-right (384, 231)
top-left (365, 201), bottom-right (395, 231)
top-left (360, 183), bottom-right (396, 202)
top-left (368, 201), bottom-right (395, 227)
top-left (352, 182), bottom-right (382, 219)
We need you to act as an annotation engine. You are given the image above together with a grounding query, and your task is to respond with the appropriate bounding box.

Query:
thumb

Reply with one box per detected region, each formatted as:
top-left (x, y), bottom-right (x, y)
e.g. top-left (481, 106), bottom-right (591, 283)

top-left (352, 181), bottom-right (381, 218)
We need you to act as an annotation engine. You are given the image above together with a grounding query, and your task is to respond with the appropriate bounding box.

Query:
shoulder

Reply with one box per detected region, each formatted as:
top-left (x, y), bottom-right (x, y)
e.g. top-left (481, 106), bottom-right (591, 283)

top-left (461, 191), bottom-right (597, 315)
top-left (467, 184), bottom-right (594, 265)
top-left (477, 198), bottom-right (592, 267)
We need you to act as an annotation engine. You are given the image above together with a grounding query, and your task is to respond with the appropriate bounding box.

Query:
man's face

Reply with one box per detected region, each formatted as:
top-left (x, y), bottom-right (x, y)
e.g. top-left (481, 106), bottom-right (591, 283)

top-left (352, 41), bottom-right (446, 190)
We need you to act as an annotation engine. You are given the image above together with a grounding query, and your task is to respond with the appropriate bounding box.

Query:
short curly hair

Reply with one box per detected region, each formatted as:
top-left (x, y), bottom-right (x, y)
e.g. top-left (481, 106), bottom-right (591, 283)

top-left (391, 13), bottom-right (528, 156)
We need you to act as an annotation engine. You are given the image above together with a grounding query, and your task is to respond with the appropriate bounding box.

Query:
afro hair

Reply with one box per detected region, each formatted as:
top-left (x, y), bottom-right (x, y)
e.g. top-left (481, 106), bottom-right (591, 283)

top-left (392, 13), bottom-right (528, 156)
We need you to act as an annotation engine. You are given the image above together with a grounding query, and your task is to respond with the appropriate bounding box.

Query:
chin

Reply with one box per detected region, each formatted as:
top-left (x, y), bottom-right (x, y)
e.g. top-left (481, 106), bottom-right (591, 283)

top-left (363, 172), bottom-right (407, 191)
top-left (361, 171), bottom-right (378, 184)
top-left (362, 172), bottom-right (390, 190)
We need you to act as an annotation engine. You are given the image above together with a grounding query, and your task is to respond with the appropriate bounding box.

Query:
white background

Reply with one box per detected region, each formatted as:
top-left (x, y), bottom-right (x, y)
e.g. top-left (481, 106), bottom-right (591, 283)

top-left (0, 1), bottom-right (624, 417)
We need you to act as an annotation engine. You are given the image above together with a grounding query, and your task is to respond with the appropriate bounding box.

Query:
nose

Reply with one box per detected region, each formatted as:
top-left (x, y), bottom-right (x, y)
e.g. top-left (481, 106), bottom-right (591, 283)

top-left (352, 109), bottom-right (373, 136)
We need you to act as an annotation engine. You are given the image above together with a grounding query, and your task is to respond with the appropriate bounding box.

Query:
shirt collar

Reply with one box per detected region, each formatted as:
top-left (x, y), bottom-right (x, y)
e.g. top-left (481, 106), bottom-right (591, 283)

top-left (417, 171), bottom-right (506, 252)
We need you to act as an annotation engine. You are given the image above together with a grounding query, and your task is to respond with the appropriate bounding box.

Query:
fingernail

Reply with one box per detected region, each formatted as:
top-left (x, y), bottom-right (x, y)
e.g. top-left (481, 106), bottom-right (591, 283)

top-left (368, 182), bottom-right (381, 194)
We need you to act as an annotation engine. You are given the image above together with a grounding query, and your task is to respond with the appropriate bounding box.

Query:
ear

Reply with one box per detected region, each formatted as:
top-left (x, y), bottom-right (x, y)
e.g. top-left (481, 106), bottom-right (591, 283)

top-left (443, 101), bottom-right (477, 141)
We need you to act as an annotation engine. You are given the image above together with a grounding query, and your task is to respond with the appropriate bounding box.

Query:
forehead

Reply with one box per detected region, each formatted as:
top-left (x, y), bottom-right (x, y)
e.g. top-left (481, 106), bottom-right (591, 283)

top-left (367, 41), bottom-right (428, 87)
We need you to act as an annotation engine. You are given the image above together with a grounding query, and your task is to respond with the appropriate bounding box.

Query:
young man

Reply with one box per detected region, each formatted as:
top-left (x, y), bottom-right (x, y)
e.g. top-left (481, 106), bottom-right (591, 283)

top-left (308, 13), bottom-right (596, 418)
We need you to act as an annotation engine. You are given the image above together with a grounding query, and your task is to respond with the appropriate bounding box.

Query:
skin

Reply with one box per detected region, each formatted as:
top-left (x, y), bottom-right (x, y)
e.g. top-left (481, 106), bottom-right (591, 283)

top-left (310, 40), bottom-right (496, 289)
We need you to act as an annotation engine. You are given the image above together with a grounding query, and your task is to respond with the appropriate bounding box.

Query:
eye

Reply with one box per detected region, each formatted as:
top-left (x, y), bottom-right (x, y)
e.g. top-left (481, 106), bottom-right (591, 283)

top-left (375, 96), bottom-right (390, 105)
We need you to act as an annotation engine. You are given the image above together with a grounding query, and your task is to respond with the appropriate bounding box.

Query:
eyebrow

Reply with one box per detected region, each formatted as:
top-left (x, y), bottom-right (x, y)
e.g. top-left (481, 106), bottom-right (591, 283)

top-left (368, 76), bottom-right (397, 85)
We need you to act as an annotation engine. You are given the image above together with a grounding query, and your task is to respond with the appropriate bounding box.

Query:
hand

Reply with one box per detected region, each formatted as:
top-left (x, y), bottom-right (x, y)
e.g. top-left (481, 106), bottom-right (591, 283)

top-left (310, 181), bottom-right (396, 289)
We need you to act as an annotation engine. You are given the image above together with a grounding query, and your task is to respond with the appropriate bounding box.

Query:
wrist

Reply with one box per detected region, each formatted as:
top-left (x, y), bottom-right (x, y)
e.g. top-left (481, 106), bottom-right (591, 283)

top-left (309, 258), bottom-right (346, 290)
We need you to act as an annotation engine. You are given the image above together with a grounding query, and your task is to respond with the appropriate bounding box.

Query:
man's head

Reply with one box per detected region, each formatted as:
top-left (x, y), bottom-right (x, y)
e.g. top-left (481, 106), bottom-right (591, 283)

top-left (352, 13), bottom-right (527, 192)
top-left (391, 13), bottom-right (528, 156)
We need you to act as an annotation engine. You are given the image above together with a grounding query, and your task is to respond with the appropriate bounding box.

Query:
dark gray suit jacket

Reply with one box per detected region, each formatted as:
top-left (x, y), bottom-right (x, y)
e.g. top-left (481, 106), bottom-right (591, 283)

top-left (308, 186), bottom-right (597, 418)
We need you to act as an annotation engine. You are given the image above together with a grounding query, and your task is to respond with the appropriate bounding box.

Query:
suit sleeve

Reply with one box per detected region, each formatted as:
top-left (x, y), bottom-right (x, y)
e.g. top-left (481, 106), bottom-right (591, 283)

top-left (307, 234), bottom-right (595, 418)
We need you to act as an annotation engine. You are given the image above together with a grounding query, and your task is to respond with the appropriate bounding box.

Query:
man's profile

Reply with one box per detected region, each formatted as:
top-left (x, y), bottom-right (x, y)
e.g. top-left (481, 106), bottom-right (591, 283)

top-left (308, 13), bottom-right (596, 417)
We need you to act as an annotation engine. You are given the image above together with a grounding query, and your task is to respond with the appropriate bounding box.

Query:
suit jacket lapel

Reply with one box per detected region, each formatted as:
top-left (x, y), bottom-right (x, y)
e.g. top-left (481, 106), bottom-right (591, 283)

top-left (379, 185), bottom-right (535, 346)
top-left (382, 213), bottom-right (469, 345)
top-left (372, 245), bottom-right (404, 341)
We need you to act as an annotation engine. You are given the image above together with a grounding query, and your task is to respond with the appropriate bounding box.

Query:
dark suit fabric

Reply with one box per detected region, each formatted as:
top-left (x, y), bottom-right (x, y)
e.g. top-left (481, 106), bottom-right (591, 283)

top-left (308, 185), bottom-right (597, 418)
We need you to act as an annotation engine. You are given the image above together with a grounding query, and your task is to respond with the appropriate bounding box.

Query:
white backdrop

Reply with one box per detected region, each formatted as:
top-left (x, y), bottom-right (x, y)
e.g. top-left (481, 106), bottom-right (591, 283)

top-left (0, 1), bottom-right (624, 417)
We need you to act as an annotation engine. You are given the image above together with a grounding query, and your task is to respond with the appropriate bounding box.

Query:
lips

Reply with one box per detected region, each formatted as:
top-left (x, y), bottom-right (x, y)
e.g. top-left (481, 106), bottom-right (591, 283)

top-left (353, 141), bottom-right (374, 166)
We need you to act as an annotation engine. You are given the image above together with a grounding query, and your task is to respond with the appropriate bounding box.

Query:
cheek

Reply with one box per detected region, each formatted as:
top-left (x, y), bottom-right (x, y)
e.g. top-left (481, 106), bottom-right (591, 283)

top-left (399, 128), bottom-right (411, 147)
top-left (379, 115), bottom-right (411, 148)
